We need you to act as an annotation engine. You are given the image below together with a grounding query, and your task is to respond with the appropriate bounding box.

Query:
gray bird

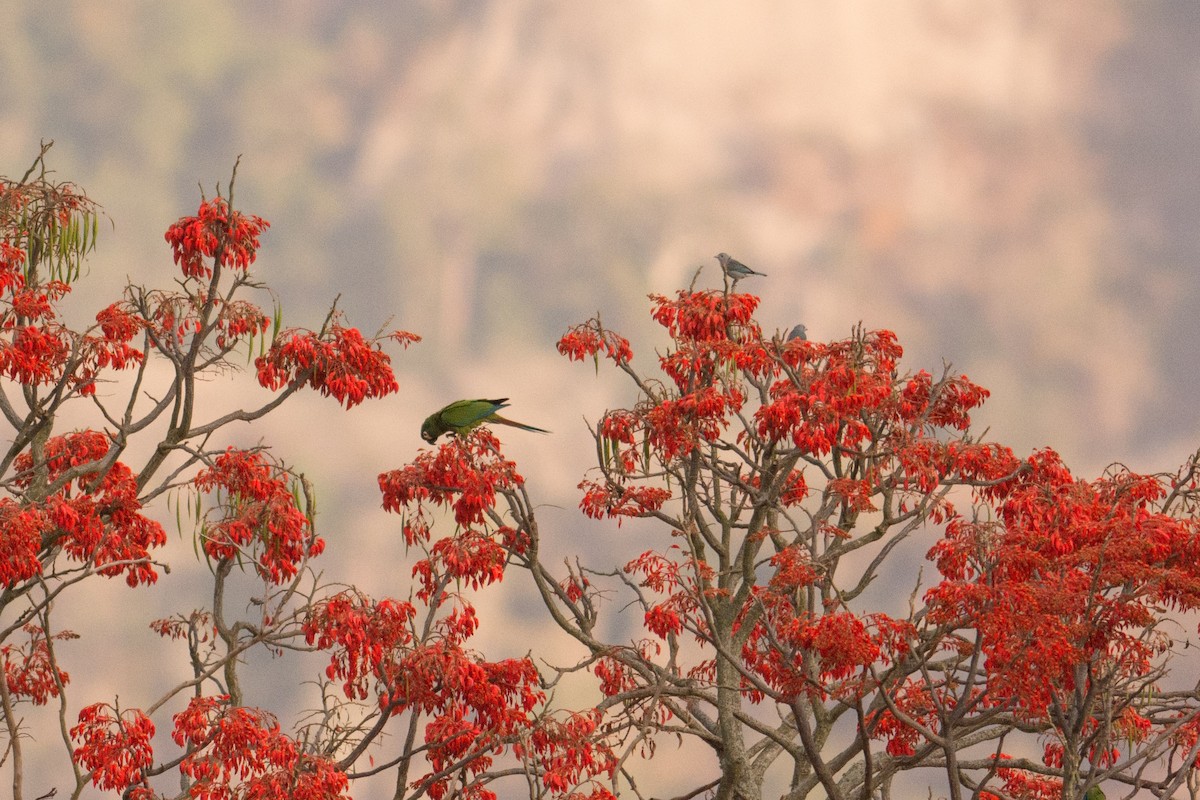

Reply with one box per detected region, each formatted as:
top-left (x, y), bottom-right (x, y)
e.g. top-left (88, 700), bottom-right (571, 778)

top-left (715, 252), bottom-right (766, 281)
top-left (786, 324), bottom-right (808, 341)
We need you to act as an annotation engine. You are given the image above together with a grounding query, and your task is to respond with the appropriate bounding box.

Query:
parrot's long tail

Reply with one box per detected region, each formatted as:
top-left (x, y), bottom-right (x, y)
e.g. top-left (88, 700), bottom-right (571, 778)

top-left (490, 414), bottom-right (550, 434)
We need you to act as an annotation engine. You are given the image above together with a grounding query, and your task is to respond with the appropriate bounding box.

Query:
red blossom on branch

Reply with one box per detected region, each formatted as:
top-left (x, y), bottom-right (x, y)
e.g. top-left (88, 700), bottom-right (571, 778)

top-left (164, 197), bottom-right (269, 280)
top-left (521, 710), bottom-right (618, 796)
top-left (2, 624), bottom-right (76, 705)
top-left (193, 448), bottom-right (321, 584)
top-left (649, 290), bottom-right (759, 343)
top-left (379, 429), bottom-right (524, 532)
top-left (11, 431), bottom-right (166, 586)
top-left (71, 703), bottom-right (156, 794)
top-left (303, 591), bottom-right (416, 700)
top-left (557, 318), bottom-right (633, 366)
top-left (171, 695), bottom-right (350, 800)
top-left (926, 448), bottom-right (1200, 718)
top-left (256, 322), bottom-right (415, 408)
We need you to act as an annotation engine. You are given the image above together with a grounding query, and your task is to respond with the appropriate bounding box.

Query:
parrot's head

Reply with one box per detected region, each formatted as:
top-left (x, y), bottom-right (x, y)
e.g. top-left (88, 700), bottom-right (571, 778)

top-left (420, 416), bottom-right (440, 444)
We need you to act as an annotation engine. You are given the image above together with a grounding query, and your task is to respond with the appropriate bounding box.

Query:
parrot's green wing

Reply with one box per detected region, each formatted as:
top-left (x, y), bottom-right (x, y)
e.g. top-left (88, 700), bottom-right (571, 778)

top-left (438, 398), bottom-right (508, 433)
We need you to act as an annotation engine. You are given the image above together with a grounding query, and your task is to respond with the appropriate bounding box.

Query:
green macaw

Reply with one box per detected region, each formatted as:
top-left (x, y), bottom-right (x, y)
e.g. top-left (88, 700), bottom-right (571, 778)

top-left (1083, 787), bottom-right (1105, 800)
top-left (420, 398), bottom-right (549, 443)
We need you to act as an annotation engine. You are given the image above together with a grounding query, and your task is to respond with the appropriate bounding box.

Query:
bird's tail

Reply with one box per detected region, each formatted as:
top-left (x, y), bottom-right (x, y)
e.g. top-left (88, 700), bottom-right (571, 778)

top-left (491, 414), bottom-right (550, 434)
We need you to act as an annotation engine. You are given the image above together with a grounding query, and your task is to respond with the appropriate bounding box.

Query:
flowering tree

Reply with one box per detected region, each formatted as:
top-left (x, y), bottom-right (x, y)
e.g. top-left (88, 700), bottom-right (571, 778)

top-left (380, 276), bottom-right (1200, 800)
top-left (0, 146), bottom-right (611, 800)
top-left (5, 146), bottom-right (1200, 800)
top-left (527, 286), bottom-right (1200, 799)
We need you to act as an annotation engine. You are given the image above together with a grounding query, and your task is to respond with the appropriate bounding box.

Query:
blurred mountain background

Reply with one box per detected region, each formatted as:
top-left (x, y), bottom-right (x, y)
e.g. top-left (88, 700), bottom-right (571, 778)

top-left (5, 0), bottom-right (1198, 477)
top-left (3, 1), bottom-right (1200, 794)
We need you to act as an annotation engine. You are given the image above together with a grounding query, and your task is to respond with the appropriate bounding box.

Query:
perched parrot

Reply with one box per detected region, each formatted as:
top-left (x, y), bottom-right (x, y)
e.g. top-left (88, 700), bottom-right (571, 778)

top-left (715, 252), bottom-right (767, 280)
top-left (420, 398), bottom-right (549, 443)
top-left (786, 323), bottom-right (808, 341)
top-left (1083, 787), bottom-right (1105, 800)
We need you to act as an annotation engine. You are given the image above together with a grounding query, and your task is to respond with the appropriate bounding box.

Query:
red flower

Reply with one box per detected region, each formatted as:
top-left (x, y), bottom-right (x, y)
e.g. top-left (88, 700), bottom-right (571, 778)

top-left (164, 197), bottom-right (269, 280)
top-left (172, 695), bottom-right (350, 799)
top-left (256, 322), bottom-right (414, 408)
top-left (194, 448), bottom-right (321, 584)
top-left (71, 703), bottom-right (155, 793)
top-left (558, 319), bottom-right (633, 366)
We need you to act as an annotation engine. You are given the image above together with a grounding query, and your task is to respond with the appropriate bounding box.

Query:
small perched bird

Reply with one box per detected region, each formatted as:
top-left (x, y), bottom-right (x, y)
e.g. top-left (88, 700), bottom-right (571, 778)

top-left (786, 324), bottom-right (808, 341)
top-left (420, 398), bottom-right (549, 443)
top-left (715, 252), bottom-right (767, 281)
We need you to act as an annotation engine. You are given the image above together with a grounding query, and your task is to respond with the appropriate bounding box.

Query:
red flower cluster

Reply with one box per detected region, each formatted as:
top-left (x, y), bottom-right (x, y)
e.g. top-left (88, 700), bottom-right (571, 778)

top-left (172, 695), bottom-right (349, 800)
top-left (624, 549), bottom-right (713, 641)
top-left (521, 710), bottom-right (618, 796)
top-left (742, 598), bottom-right (913, 700)
top-left (557, 318), bottom-right (633, 366)
top-left (2, 624), bottom-right (76, 705)
top-left (303, 590), bottom-right (416, 700)
top-left (0, 243), bottom-right (143, 394)
top-left (646, 386), bottom-right (742, 460)
top-left (868, 680), bottom-right (946, 757)
top-left (380, 432), bottom-right (531, 607)
top-left (214, 298), bottom-right (270, 349)
top-left (926, 447), bottom-right (1200, 718)
top-left (755, 330), bottom-right (911, 455)
top-left (578, 480), bottom-right (671, 522)
top-left (355, 605), bottom-right (546, 798)
top-left (374, 418), bottom-right (632, 796)
top-left (649, 290), bottom-right (759, 343)
top-left (992, 766), bottom-right (1062, 800)
top-left (380, 430), bottom-right (524, 533)
top-left (9, 431), bottom-right (166, 587)
top-left (256, 323), bottom-right (415, 408)
top-left (73, 303), bottom-right (146, 395)
top-left (416, 649), bottom-right (542, 773)
top-left (164, 197), bottom-right (269, 280)
top-left (193, 448), bottom-right (322, 584)
top-left (1168, 714), bottom-right (1200, 768)
top-left (0, 500), bottom-right (50, 587)
top-left (71, 703), bottom-right (156, 794)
